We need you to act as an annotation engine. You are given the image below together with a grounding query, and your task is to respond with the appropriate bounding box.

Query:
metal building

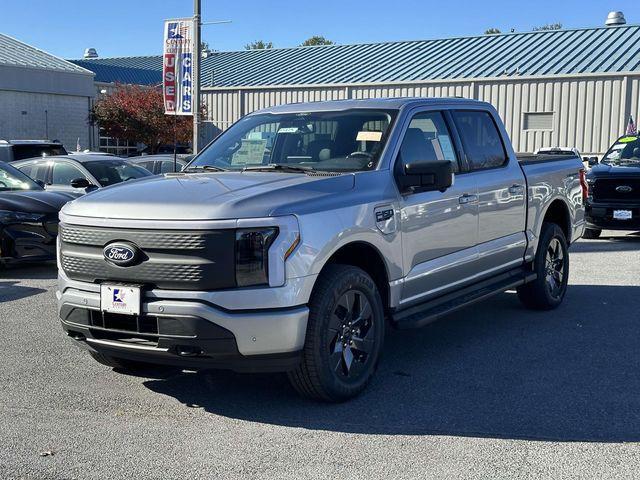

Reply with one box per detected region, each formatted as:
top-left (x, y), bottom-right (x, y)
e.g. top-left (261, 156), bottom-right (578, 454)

top-left (73, 19), bottom-right (640, 156)
top-left (0, 33), bottom-right (95, 150)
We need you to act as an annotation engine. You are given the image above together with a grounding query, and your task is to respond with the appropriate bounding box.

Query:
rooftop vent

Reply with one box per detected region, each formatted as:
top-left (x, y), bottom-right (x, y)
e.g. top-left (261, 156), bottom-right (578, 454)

top-left (605, 11), bottom-right (626, 26)
top-left (83, 48), bottom-right (98, 59)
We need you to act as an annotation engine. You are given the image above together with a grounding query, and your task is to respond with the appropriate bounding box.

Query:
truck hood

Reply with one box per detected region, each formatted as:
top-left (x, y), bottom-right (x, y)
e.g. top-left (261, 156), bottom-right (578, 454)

top-left (588, 162), bottom-right (640, 177)
top-left (61, 171), bottom-right (355, 220)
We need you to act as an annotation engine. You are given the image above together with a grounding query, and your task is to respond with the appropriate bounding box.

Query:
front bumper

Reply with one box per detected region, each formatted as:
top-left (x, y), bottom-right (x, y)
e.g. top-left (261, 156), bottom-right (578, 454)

top-left (58, 279), bottom-right (310, 373)
top-left (585, 200), bottom-right (640, 230)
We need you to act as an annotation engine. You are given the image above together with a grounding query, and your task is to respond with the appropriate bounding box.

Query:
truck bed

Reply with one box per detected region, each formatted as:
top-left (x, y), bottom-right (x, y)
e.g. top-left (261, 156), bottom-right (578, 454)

top-left (517, 153), bottom-right (581, 165)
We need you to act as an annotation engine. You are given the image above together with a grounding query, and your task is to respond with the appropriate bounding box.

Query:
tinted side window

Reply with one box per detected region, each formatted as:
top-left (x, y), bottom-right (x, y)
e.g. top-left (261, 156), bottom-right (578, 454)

top-left (159, 160), bottom-right (181, 173)
top-left (17, 162), bottom-right (48, 184)
top-left (399, 112), bottom-right (459, 173)
top-left (52, 163), bottom-right (86, 185)
top-left (452, 110), bottom-right (507, 170)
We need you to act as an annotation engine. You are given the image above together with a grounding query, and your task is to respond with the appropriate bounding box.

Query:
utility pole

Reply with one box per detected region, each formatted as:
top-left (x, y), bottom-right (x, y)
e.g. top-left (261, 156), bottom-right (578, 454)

top-left (192, 0), bottom-right (201, 154)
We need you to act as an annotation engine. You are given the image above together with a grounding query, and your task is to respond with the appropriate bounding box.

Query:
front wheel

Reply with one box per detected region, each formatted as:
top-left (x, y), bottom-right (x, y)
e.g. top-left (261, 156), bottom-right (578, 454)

top-left (517, 222), bottom-right (569, 310)
top-left (288, 265), bottom-right (385, 402)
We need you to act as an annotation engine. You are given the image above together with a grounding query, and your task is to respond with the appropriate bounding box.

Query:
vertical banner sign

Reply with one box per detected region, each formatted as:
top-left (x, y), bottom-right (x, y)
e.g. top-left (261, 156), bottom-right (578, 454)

top-left (163, 18), bottom-right (194, 115)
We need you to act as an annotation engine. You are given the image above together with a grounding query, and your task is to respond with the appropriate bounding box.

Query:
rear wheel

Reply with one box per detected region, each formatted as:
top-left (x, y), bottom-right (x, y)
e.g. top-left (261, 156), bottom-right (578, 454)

top-left (583, 228), bottom-right (602, 239)
top-left (288, 265), bottom-right (385, 402)
top-left (517, 222), bottom-right (569, 310)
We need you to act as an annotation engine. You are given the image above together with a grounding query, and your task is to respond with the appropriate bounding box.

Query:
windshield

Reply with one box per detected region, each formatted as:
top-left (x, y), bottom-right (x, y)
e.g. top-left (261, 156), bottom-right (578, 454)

top-left (0, 162), bottom-right (42, 192)
top-left (602, 136), bottom-right (640, 166)
top-left (83, 160), bottom-right (153, 187)
top-left (189, 110), bottom-right (397, 172)
top-left (13, 144), bottom-right (67, 160)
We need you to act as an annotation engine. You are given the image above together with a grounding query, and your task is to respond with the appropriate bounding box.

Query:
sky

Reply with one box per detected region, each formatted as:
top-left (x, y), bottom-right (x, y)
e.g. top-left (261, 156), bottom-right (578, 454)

top-left (2, 0), bottom-right (632, 59)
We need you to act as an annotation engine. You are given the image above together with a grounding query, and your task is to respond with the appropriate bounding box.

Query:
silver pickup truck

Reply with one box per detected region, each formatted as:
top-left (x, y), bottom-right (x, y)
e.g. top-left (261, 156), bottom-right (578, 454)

top-left (57, 98), bottom-right (586, 401)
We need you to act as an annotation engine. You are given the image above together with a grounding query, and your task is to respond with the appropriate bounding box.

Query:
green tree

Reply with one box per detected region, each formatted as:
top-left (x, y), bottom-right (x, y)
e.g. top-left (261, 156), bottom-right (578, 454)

top-left (300, 36), bottom-right (334, 46)
top-left (484, 28), bottom-right (501, 35)
top-left (533, 22), bottom-right (562, 31)
top-left (90, 84), bottom-right (195, 154)
top-left (244, 40), bottom-right (274, 50)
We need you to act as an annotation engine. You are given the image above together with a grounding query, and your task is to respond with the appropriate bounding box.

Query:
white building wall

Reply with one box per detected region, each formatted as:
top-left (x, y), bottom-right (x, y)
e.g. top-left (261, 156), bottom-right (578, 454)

top-left (0, 90), bottom-right (91, 151)
top-left (202, 73), bottom-right (637, 156)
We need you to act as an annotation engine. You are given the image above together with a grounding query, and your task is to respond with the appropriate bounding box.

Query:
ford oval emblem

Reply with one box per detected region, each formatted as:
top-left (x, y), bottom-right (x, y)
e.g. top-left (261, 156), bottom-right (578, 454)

top-left (616, 185), bottom-right (633, 193)
top-left (103, 243), bottom-right (139, 266)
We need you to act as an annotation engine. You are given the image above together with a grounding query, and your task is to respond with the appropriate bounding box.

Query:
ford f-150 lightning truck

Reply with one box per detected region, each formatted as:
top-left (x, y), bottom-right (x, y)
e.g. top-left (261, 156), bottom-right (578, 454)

top-left (57, 98), bottom-right (586, 401)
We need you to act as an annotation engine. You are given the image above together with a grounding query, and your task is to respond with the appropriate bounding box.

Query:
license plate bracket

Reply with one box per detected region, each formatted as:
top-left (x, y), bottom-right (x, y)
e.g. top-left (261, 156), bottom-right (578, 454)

top-left (100, 284), bottom-right (141, 316)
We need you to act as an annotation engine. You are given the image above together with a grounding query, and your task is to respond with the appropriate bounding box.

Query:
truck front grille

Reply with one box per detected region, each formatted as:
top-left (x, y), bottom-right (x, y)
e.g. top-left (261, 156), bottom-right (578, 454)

top-left (59, 224), bottom-right (236, 290)
top-left (592, 178), bottom-right (640, 203)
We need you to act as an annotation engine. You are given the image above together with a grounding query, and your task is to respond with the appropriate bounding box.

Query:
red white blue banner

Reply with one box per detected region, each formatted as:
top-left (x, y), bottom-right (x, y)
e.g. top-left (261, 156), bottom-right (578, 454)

top-left (163, 18), bottom-right (194, 115)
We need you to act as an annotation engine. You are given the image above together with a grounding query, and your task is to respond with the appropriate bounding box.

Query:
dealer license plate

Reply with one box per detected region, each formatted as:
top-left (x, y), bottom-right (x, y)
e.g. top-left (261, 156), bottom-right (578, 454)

top-left (613, 210), bottom-right (633, 220)
top-left (100, 284), bottom-right (141, 315)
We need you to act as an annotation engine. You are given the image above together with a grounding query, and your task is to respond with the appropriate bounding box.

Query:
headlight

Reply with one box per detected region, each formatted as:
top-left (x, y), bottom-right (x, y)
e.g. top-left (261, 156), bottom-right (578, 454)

top-left (235, 227), bottom-right (278, 287)
top-left (0, 210), bottom-right (46, 224)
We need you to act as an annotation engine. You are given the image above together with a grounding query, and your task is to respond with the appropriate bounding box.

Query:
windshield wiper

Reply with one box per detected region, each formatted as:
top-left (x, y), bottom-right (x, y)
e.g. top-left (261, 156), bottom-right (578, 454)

top-left (183, 165), bottom-right (226, 172)
top-left (242, 164), bottom-right (314, 174)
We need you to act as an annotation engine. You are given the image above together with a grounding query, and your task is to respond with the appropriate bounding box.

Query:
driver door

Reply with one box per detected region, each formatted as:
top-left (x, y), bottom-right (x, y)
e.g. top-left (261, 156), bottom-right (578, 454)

top-left (397, 110), bottom-right (479, 307)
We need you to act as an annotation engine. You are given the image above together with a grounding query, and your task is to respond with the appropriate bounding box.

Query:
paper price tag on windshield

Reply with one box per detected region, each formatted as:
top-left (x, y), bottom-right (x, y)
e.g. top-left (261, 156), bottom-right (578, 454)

top-left (356, 131), bottom-right (383, 142)
top-left (231, 139), bottom-right (267, 165)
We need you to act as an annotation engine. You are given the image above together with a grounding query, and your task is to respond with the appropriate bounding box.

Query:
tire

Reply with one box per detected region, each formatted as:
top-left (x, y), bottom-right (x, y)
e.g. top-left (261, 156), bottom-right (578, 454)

top-left (288, 265), bottom-right (385, 402)
top-left (89, 351), bottom-right (155, 372)
top-left (583, 228), bottom-right (602, 239)
top-left (517, 222), bottom-right (569, 310)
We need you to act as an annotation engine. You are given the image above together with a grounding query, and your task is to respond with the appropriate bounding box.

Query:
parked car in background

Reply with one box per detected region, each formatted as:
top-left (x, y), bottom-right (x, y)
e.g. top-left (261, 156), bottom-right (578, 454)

top-left (0, 140), bottom-right (67, 162)
top-left (12, 154), bottom-right (153, 195)
top-left (57, 98), bottom-right (585, 401)
top-left (535, 147), bottom-right (582, 158)
top-left (129, 154), bottom-right (194, 174)
top-left (584, 134), bottom-right (640, 238)
top-left (0, 161), bottom-right (75, 265)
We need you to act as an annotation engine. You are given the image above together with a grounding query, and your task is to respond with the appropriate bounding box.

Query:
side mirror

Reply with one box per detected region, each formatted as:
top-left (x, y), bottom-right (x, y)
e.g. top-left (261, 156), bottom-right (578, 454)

top-left (70, 177), bottom-right (91, 189)
top-left (587, 156), bottom-right (598, 167)
top-left (398, 160), bottom-right (453, 193)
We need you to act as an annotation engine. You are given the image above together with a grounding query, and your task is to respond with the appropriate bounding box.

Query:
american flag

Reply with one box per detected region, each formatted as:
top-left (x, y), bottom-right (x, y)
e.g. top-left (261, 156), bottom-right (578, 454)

top-left (626, 115), bottom-right (637, 135)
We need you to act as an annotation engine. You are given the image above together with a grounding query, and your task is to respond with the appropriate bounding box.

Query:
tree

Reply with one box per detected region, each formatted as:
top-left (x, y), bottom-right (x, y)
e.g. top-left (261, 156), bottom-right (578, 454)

top-left (90, 84), bottom-right (195, 154)
top-left (245, 40), bottom-right (274, 50)
top-left (533, 22), bottom-right (562, 31)
top-left (300, 36), bottom-right (334, 46)
top-left (484, 28), bottom-right (501, 35)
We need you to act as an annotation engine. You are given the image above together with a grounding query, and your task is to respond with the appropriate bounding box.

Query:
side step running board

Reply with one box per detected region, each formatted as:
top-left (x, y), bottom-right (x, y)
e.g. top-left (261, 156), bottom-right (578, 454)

top-left (392, 268), bottom-right (537, 330)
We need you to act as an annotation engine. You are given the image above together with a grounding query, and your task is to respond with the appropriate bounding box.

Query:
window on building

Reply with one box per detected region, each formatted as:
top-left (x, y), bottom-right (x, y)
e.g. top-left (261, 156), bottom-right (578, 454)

top-left (98, 135), bottom-right (138, 157)
top-left (523, 112), bottom-right (554, 131)
top-left (452, 110), bottom-right (507, 171)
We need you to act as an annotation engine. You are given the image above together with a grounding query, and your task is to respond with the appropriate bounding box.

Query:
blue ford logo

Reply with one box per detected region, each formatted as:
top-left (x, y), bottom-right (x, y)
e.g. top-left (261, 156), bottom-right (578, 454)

top-left (103, 243), bottom-right (139, 266)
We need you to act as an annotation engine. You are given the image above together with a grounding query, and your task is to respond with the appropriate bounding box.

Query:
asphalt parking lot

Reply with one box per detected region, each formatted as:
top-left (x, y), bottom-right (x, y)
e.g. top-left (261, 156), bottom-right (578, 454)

top-left (1, 231), bottom-right (640, 479)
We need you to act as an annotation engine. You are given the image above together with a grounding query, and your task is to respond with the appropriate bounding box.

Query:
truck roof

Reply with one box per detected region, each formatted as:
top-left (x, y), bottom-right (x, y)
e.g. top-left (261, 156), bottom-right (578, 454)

top-left (258, 97), bottom-right (490, 114)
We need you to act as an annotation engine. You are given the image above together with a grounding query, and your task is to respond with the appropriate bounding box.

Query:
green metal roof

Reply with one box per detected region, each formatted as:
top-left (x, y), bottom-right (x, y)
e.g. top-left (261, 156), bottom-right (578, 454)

top-left (71, 25), bottom-right (640, 88)
top-left (0, 33), bottom-right (92, 74)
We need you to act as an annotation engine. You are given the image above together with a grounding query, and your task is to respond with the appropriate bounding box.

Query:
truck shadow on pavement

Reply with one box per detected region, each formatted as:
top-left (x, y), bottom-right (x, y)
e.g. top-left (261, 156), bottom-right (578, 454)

top-left (144, 284), bottom-right (640, 442)
top-left (0, 281), bottom-right (47, 302)
top-left (570, 233), bottom-right (640, 253)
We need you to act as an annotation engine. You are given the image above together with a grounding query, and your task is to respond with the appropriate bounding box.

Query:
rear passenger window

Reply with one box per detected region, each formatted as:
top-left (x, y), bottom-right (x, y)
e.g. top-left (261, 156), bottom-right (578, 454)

top-left (399, 112), bottom-right (459, 173)
top-left (452, 110), bottom-right (507, 170)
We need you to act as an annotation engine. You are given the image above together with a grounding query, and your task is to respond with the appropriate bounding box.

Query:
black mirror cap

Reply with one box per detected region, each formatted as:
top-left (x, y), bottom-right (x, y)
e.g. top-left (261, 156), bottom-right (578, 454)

top-left (70, 177), bottom-right (91, 189)
top-left (587, 156), bottom-right (599, 166)
top-left (400, 160), bottom-right (453, 193)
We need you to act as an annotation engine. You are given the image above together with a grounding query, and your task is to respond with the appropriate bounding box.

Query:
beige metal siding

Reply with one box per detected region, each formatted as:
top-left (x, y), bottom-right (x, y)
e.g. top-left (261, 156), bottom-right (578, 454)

top-left (202, 74), bottom-right (636, 155)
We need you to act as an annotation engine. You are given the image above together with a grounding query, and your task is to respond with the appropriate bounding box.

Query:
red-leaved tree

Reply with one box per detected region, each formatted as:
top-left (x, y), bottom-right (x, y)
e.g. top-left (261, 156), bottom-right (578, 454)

top-left (90, 84), bottom-right (196, 154)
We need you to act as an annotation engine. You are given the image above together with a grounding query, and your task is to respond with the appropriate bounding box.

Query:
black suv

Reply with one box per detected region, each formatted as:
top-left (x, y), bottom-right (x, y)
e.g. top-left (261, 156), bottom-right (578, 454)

top-left (0, 140), bottom-right (67, 162)
top-left (585, 135), bottom-right (640, 238)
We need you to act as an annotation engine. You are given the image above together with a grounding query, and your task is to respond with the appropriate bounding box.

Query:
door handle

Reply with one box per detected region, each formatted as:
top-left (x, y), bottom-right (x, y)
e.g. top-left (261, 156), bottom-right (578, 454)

top-left (508, 184), bottom-right (525, 195)
top-left (458, 193), bottom-right (478, 205)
